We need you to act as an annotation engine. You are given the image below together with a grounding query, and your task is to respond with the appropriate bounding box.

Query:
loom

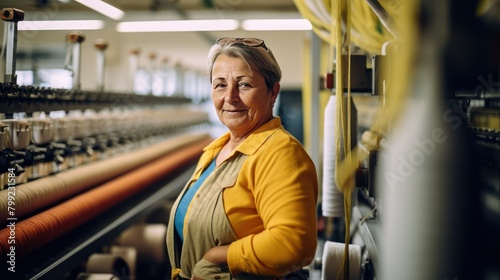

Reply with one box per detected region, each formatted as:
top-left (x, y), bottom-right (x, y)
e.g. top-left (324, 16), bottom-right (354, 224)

top-left (0, 7), bottom-right (212, 279)
top-left (299, 0), bottom-right (500, 279)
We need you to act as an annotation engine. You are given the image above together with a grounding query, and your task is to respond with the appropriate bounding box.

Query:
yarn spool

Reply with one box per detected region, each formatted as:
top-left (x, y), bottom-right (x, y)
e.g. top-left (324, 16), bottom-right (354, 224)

top-left (110, 246), bottom-right (137, 278)
top-left (116, 224), bottom-right (167, 264)
top-left (322, 95), bottom-right (345, 218)
top-left (321, 241), bottom-right (361, 280)
top-left (85, 253), bottom-right (130, 279)
top-left (322, 95), bottom-right (357, 218)
top-left (76, 273), bottom-right (120, 280)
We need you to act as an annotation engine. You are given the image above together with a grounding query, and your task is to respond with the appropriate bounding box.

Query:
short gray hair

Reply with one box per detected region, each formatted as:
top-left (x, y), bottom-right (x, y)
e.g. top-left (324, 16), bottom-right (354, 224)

top-left (207, 40), bottom-right (282, 90)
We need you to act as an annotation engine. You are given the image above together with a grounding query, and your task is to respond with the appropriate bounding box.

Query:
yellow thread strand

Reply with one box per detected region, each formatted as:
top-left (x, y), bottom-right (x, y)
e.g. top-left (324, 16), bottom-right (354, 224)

top-left (313, 25), bottom-right (334, 44)
top-left (293, 0), bottom-right (417, 277)
top-left (293, 0), bottom-right (393, 54)
top-left (360, 205), bottom-right (378, 225)
top-left (337, 0), bottom-right (419, 194)
top-left (293, 0), bottom-right (331, 31)
top-left (171, 268), bottom-right (182, 280)
top-left (333, 0), bottom-right (342, 215)
top-left (344, 0), bottom-right (353, 279)
top-left (332, 0), bottom-right (353, 279)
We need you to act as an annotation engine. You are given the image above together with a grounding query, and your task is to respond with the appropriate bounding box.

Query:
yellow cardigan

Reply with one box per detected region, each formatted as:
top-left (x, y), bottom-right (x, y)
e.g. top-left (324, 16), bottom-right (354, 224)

top-left (191, 117), bottom-right (318, 276)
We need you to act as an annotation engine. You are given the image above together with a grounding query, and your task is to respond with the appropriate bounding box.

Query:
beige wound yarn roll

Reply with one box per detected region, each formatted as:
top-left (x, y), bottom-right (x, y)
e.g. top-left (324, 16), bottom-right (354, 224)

top-left (322, 96), bottom-right (345, 218)
top-left (86, 253), bottom-right (130, 279)
top-left (110, 246), bottom-right (137, 278)
top-left (77, 273), bottom-right (120, 280)
top-left (0, 132), bottom-right (210, 224)
top-left (321, 241), bottom-right (362, 280)
top-left (116, 224), bottom-right (167, 264)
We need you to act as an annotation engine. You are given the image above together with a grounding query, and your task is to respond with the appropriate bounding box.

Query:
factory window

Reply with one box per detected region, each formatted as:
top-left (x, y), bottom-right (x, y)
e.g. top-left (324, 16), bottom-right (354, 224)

top-left (17, 69), bottom-right (72, 89)
top-left (16, 49), bottom-right (72, 88)
top-left (16, 70), bottom-right (33, 85)
top-left (277, 89), bottom-right (304, 144)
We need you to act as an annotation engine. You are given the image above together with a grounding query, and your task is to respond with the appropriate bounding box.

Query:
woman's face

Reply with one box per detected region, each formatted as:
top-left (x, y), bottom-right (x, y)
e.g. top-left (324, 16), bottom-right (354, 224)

top-left (211, 54), bottom-right (279, 139)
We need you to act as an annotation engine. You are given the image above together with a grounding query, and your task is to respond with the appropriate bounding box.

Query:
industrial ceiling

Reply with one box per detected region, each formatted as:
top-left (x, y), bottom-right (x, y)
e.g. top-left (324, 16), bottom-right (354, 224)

top-left (0, 0), bottom-right (299, 13)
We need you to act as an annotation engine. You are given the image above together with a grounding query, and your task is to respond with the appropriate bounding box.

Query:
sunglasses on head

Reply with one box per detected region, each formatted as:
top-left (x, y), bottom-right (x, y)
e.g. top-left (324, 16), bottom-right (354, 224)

top-left (215, 37), bottom-right (269, 52)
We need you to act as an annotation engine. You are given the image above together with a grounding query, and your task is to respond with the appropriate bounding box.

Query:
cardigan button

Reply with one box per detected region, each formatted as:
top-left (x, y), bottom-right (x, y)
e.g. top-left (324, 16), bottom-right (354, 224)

top-left (196, 194), bottom-right (201, 198)
top-left (214, 276), bottom-right (221, 279)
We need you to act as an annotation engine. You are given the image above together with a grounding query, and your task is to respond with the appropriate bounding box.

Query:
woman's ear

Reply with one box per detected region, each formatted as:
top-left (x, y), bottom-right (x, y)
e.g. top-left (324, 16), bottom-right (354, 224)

top-left (271, 82), bottom-right (280, 103)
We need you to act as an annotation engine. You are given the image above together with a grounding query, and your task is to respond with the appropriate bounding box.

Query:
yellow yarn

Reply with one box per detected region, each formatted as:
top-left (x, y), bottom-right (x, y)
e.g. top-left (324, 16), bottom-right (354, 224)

top-left (331, 0), bottom-right (352, 279)
top-left (171, 268), bottom-right (182, 280)
top-left (293, 0), bottom-right (419, 278)
top-left (336, 0), bottom-right (419, 193)
top-left (294, 0), bottom-right (394, 54)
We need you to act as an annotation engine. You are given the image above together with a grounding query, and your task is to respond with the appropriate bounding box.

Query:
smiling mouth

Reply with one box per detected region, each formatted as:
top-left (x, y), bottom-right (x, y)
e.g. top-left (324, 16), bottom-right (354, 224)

top-left (224, 109), bottom-right (246, 113)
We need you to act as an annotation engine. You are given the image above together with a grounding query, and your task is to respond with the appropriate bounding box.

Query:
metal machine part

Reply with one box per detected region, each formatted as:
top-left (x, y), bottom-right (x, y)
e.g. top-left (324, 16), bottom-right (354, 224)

top-left (0, 121), bottom-right (7, 151)
top-left (356, 143), bottom-right (378, 198)
top-left (0, 122), bottom-right (8, 189)
top-left (65, 32), bottom-right (86, 90)
top-left (0, 8), bottom-right (24, 84)
top-left (31, 118), bottom-right (55, 146)
top-left (3, 119), bottom-right (31, 151)
top-left (95, 39), bottom-right (108, 92)
top-left (372, 55), bottom-right (389, 97)
top-left (129, 48), bottom-right (141, 92)
top-left (0, 119), bottom-right (31, 185)
top-left (329, 55), bottom-right (373, 93)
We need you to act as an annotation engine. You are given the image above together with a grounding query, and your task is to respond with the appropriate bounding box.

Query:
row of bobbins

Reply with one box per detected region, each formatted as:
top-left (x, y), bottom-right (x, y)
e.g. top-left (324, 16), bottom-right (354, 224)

top-left (0, 108), bottom-right (209, 189)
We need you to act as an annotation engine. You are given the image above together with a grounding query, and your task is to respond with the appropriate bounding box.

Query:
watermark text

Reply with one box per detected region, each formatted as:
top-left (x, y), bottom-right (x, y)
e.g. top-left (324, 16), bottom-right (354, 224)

top-left (6, 168), bottom-right (16, 273)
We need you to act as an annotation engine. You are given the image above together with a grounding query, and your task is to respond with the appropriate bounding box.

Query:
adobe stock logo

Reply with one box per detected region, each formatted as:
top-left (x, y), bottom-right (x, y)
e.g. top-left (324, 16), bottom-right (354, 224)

top-left (382, 99), bottom-right (469, 192)
top-left (381, 71), bottom-right (500, 192)
top-left (212, 0), bottom-right (245, 19)
top-left (17, 1), bottom-right (60, 46)
top-left (383, 126), bottom-right (448, 192)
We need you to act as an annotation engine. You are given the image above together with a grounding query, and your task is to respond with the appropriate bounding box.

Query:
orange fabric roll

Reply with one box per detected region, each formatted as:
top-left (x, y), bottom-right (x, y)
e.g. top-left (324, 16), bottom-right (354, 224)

top-left (0, 137), bottom-right (211, 257)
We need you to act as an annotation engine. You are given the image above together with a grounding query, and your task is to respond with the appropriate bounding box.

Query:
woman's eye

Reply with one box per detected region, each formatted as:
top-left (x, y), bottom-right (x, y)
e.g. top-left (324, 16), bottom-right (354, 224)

top-left (239, 83), bottom-right (251, 88)
top-left (214, 83), bottom-right (226, 89)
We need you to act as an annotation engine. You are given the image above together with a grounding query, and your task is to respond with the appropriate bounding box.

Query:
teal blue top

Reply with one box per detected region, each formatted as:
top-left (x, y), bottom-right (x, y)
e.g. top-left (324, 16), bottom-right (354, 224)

top-left (174, 158), bottom-right (217, 241)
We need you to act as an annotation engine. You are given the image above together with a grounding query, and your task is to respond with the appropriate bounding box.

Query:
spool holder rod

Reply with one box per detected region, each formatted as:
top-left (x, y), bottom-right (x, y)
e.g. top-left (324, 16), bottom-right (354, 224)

top-left (1, 8), bottom-right (24, 84)
top-left (94, 39), bottom-right (108, 92)
top-left (66, 32), bottom-right (85, 90)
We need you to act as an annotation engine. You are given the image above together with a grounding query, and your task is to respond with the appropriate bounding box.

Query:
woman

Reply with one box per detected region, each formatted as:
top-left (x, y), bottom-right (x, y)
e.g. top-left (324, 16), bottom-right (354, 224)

top-left (166, 37), bottom-right (318, 280)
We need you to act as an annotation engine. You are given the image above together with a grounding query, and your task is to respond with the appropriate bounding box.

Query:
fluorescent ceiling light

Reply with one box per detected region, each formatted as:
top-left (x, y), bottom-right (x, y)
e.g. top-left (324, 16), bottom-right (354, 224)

top-left (74, 0), bottom-right (125, 20)
top-left (242, 19), bottom-right (312, 31)
top-left (19, 20), bottom-right (104, 31)
top-left (117, 19), bottom-right (239, 32)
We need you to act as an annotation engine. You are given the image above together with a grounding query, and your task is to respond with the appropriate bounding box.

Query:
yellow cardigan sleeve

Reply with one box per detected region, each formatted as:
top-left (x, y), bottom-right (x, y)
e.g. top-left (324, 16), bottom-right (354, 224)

top-left (226, 131), bottom-right (318, 276)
